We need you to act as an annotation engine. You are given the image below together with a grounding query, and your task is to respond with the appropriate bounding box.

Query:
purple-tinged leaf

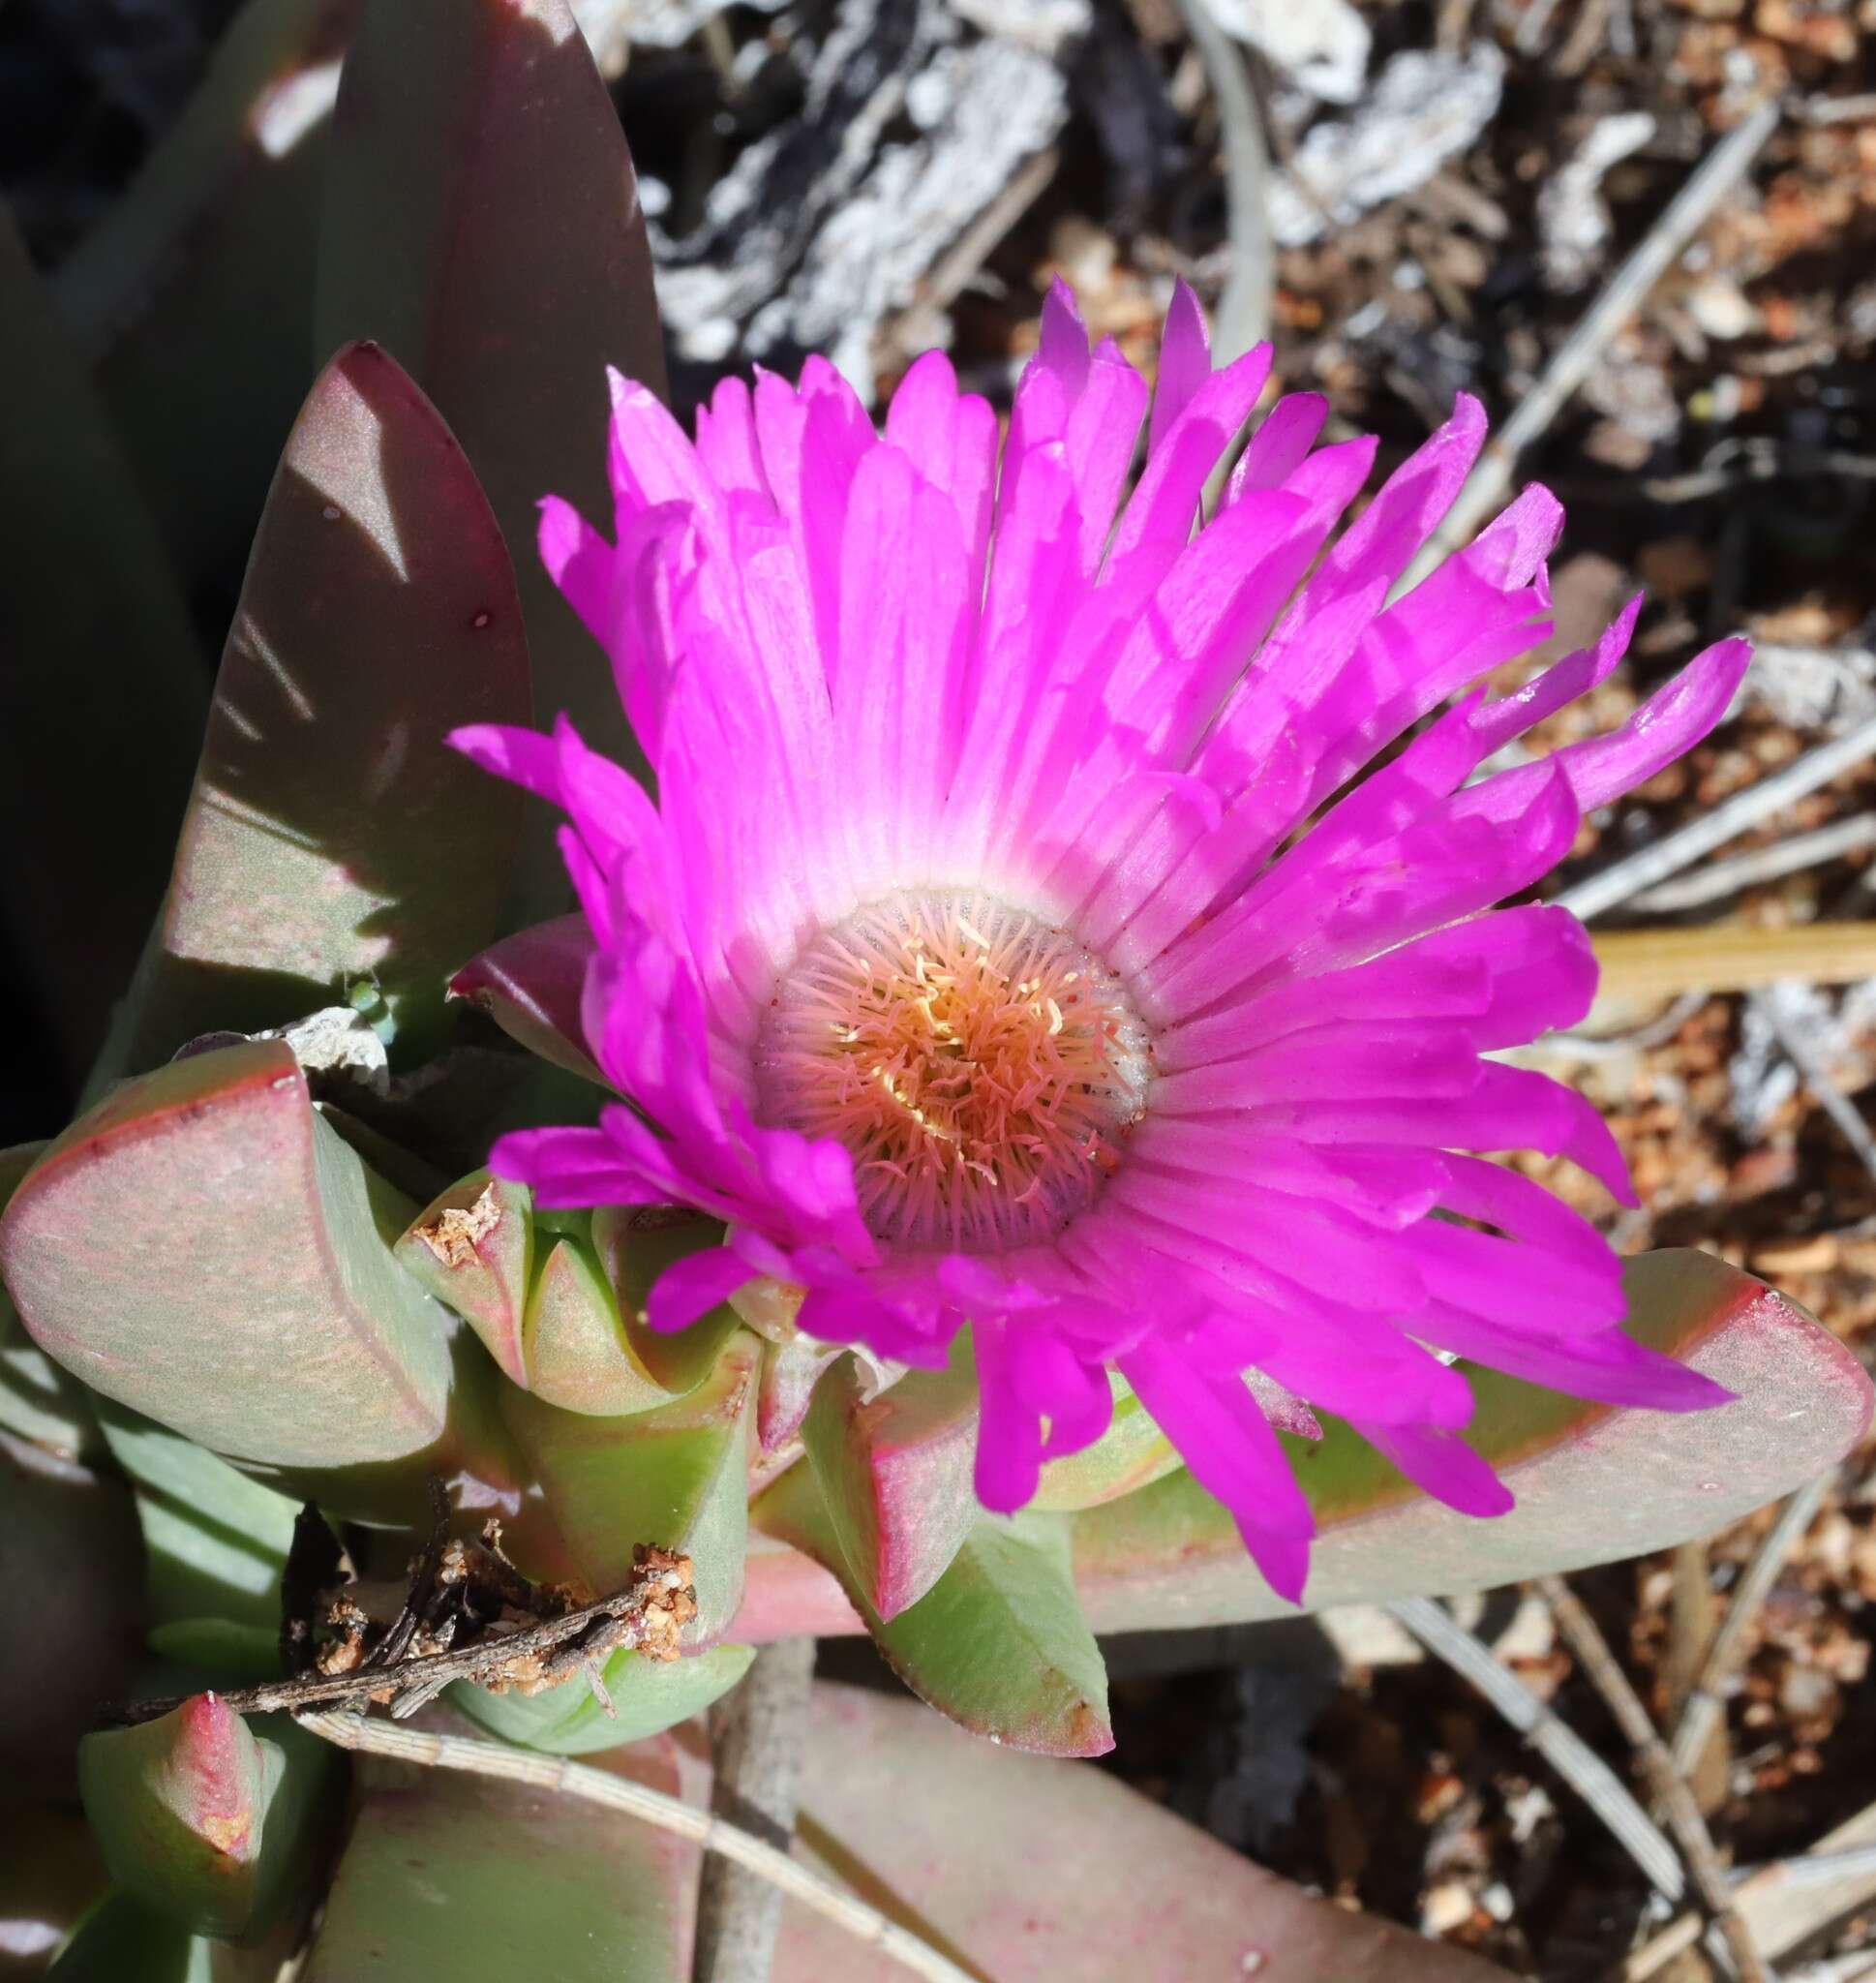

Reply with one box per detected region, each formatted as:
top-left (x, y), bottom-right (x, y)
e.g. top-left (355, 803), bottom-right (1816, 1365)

top-left (317, 0), bottom-right (667, 796)
top-left (0, 1041), bottom-right (453, 1468)
top-left (78, 1696), bottom-right (269, 1940)
top-left (0, 202), bottom-right (206, 1079)
top-left (397, 1171), bottom-right (534, 1388)
top-left (503, 1333), bottom-right (759, 1643)
top-left (302, 1707), bottom-right (695, 1981)
top-left (448, 916), bottom-right (603, 1084)
top-left (126, 341), bottom-right (530, 1064)
top-left (0, 1434), bottom-right (142, 1800)
top-left (753, 1466), bottom-right (1110, 1757)
top-left (77, 1701), bottom-right (334, 1945)
top-left (754, 1334), bottom-right (847, 1455)
top-left (737, 1250), bottom-right (1872, 1639)
top-left (451, 1640), bottom-right (755, 1754)
top-left (1029, 1375), bottom-right (1181, 1513)
top-left (773, 1684), bottom-right (1512, 1982)
top-left (802, 1355), bottom-right (978, 1622)
top-left (589, 1208), bottom-right (742, 1399)
top-left (51, 0), bottom-right (356, 589)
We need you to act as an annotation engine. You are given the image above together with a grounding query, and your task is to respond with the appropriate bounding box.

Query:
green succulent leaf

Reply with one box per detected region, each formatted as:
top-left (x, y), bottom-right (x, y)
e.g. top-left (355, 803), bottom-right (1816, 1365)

top-left (1029, 1374), bottom-right (1182, 1513)
top-left (774, 1684), bottom-right (1505, 1983)
top-left (92, 1393), bottom-right (296, 1638)
top-left (1, 1041), bottom-right (454, 1470)
top-left (0, 1141), bottom-right (100, 1465)
top-left (740, 1249), bottom-right (1874, 1641)
top-left (0, 1436), bottom-right (143, 1800)
top-left (1070, 1248), bottom-right (1874, 1632)
top-left (450, 1641), bottom-right (755, 1754)
top-left (123, 339), bottom-right (531, 1065)
top-left (0, 1805), bottom-right (107, 1976)
top-left (51, 0), bottom-right (352, 590)
top-left (77, 1698), bottom-right (309, 1942)
top-left (399, 1180), bottom-right (743, 1418)
top-left (47, 1890), bottom-right (281, 1982)
top-left (753, 1464), bottom-right (1111, 1757)
top-left (317, 0), bottom-right (667, 820)
top-left (0, 202), bottom-right (206, 1079)
top-left (146, 1621), bottom-right (286, 1689)
top-left (524, 1233), bottom-right (684, 1418)
top-left (588, 1208), bottom-right (743, 1401)
top-left (396, 1170), bottom-right (534, 1388)
top-left (301, 1711), bottom-right (692, 1982)
top-left (801, 1353), bottom-right (979, 1622)
top-left (502, 1333), bottom-right (759, 1644)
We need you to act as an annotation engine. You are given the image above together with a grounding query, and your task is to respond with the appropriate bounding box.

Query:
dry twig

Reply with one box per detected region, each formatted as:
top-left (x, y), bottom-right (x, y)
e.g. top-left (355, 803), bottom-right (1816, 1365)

top-left (1541, 1576), bottom-right (1770, 1983)
top-left (1756, 992), bottom-right (1876, 1188)
top-left (1556, 710), bottom-right (1876, 924)
top-left (115, 1542), bottom-right (698, 1726)
top-left (1589, 926), bottom-right (1876, 1007)
top-left (1401, 99), bottom-right (1779, 593)
top-left (1625, 817), bottom-right (1876, 916)
top-left (693, 1637), bottom-right (818, 1983)
top-left (1387, 1597), bottom-right (1686, 1903)
top-left (1670, 1472), bottom-right (1837, 1782)
top-left (1173, 0), bottom-right (1273, 367)
top-left (294, 1709), bottom-right (978, 1983)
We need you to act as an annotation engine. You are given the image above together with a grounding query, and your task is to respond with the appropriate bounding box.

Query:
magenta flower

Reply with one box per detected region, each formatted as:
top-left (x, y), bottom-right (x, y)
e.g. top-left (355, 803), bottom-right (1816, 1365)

top-left (454, 282), bottom-right (1743, 1601)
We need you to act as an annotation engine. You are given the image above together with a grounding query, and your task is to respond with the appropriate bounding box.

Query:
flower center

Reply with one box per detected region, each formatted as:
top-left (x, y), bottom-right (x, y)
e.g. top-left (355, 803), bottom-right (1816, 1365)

top-left (755, 891), bottom-right (1152, 1250)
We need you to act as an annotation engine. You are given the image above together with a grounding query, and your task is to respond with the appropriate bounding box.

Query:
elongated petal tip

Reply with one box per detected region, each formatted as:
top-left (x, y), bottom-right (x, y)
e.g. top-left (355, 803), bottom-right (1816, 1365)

top-left (1237, 1523), bottom-right (1311, 1604)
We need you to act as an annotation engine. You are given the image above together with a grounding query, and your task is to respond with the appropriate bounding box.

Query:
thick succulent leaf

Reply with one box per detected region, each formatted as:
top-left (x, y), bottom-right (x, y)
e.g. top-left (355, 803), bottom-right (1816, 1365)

top-left (0, 1142), bottom-right (99, 1465)
top-left (1030, 1375), bottom-right (1182, 1513)
top-left (448, 914), bottom-right (603, 1083)
top-left (588, 1208), bottom-right (743, 1400)
top-left (526, 1234), bottom-right (682, 1417)
top-left (1, 1041), bottom-right (453, 1468)
top-left (78, 1703), bottom-right (333, 1945)
top-left (755, 1333), bottom-right (847, 1455)
top-left (0, 1805), bottom-right (106, 1978)
top-left (0, 201), bottom-right (207, 1079)
top-left (317, 0), bottom-right (667, 794)
top-left (738, 1250), bottom-right (1873, 1638)
top-left (78, 1697), bottom-right (270, 1939)
top-left (0, 1435), bottom-right (142, 1799)
top-left (774, 1683), bottom-right (1510, 1983)
top-left (301, 1709), bottom-right (693, 1982)
top-left (1072, 1249), bottom-right (1873, 1632)
top-left (502, 1334), bottom-right (759, 1641)
top-left (451, 1641), bottom-right (755, 1754)
top-left (397, 1171), bottom-right (533, 1388)
top-left (401, 1176), bottom-right (743, 1415)
top-left (146, 1621), bottom-right (285, 1689)
top-left (92, 1394), bottom-right (296, 1638)
top-left (47, 1891), bottom-right (288, 1982)
top-left (125, 340), bottom-right (530, 1065)
top-left (50, 0), bottom-right (353, 589)
top-left (753, 1465), bottom-right (1111, 1757)
top-left (802, 1354), bottom-right (978, 1621)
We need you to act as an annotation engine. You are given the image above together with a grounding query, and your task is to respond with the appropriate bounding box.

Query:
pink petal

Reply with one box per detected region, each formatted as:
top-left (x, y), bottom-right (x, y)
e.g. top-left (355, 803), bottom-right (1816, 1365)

top-left (1148, 278), bottom-right (1212, 458)
top-left (645, 1246), bottom-right (758, 1333)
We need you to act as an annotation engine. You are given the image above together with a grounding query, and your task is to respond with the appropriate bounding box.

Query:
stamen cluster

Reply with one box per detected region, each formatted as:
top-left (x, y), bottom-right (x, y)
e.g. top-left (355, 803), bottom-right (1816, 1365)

top-left (756, 892), bottom-right (1150, 1249)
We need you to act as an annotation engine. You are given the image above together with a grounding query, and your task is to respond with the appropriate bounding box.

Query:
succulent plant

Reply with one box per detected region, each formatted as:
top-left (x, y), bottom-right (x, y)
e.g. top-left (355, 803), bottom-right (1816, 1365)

top-left (2, 3), bottom-right (1870, 1978)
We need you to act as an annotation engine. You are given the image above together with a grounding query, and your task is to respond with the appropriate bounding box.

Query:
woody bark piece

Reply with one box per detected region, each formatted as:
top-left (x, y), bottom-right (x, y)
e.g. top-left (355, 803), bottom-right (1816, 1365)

top-left (693, 1637), bottom-right (818, 1983)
